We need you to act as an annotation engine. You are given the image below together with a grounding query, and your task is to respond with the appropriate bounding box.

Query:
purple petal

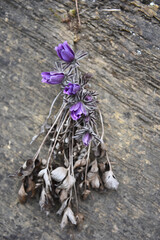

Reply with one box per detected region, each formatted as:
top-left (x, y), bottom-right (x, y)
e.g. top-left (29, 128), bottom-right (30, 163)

top-left (41, 72), bottom-right (64, 85)
top-left (41, 78), bottom-right (47, 83)
top-left (41, 72), bottom-right (50, 79)
top-left (82, 132), bottom-right (91, 146)
top-left (55, 44), bottom-right (63, 60)
top-left (63, 86), bottom-right (72, 95)
top-left (63, 41), bottom-right (75, 56)
top-left (71, 111), bottom-right (81, 121)
top-left (70, 102), bottom-right (81, 112)
top-left (61, 50), bottom-right (74, 62)
top-left (80, 103), bottom-right (87, 116)
top-left (63, 83), bottom-right (80, 95)
top-left (72, 84), bottom-right (80, 94)
top-left (49, 74), bottom-right (64, 84)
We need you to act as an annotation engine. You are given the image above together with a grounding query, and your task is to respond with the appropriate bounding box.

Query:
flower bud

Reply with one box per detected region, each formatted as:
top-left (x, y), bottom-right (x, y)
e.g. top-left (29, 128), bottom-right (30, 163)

top-left (41, 72), bottom-right (64, 84)
top-left (64, 83), bottom-right (80, 95)
top-left (55, 41), bottom-right (75, 62)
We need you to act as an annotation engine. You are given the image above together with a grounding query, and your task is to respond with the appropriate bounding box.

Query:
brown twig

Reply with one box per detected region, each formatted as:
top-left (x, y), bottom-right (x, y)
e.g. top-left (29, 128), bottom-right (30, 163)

top-left (75, 0), bottom-right (81, 28)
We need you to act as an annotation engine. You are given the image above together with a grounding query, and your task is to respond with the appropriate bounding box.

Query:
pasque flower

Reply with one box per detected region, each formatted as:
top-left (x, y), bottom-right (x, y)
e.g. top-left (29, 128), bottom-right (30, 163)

top-left (70, 102), bottom-right (87, 121)
top-left (64, 83), bottom-right (80, 95)
top-left (55, 41), bottom-right (75, 62)
top-left (41, 72), bottom-right (64, 85)
top-left (82, 132), bottom-right (92, 146)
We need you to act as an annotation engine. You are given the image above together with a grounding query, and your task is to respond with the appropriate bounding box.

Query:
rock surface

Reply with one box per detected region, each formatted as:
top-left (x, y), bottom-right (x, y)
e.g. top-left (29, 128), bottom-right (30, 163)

top-left (0, 0), bottom-right (160, 239)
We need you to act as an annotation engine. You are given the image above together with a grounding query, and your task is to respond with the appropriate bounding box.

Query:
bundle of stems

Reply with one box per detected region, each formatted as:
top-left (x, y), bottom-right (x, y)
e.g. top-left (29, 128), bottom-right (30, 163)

top-left (17, 41), bottom-right (119, 228)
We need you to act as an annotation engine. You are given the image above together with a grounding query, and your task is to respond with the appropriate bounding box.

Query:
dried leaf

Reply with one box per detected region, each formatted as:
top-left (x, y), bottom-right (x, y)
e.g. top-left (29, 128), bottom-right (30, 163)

top-left (26, 177), bottom-right (36, 197)
top-left (61, 211), bottom-right (68, 229)
top-left (18, 183), bottom-right (27, 204)
top-left (51, 167), bottom-right (68, 182)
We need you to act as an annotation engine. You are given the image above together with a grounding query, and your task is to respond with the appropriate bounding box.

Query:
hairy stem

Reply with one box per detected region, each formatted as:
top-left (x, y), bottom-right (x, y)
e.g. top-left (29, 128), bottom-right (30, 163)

top-left (47, 111), bottom-right (70, 168)
top-left (70, 126), bottom-right (79, 212)
top-left (33, 103), bottom-right (66, 162)
top-left (84, 143), bottom-right (91, 190)
top-left (98, 108), bottom-right (104, 141)
top-left (106, 152), bottom-right (112, 171)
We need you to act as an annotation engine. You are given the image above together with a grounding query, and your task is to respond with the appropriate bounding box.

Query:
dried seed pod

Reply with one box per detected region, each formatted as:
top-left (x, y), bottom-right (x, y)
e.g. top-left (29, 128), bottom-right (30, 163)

top-left (56, 142), bottom-right (60, 150)
top-left (39, 187), bottom-right (54, 213)
top-left (82, 189), bottom-right (91, 200)
top-left (76, 212), bottom-right (84, 225)
top-left (51, 167), bottom-right (68, 182)
top-left (61, 207), bottom-right (77, 229)
top-left (60, 189), bottom-right (68, 203)
top-left (58, 174), bottom-right (75, 190)
top-left (103, 170), bottom-right (119, 190)
top-left (74, 158), bottom-right (86, 169)
top-left (39, 187), bottom-right (46, 211)
top-left (26, 177), bottom-right (36, 197)
top-left (98, 162), bottom-right (106, 173)
top-left (18, 182), bottom-right (27, 204)
top-left (87, 172), bottom-right (100, 189)
top-left (57, 198), bottom-right (69, 215)
top-left (91, 174), bottom-right (100, 189)
top-left (64, 137), bottom-right (69, 143)
top-left (90, 159), bottom-right (98, 173)
top-left (42, 159), bottom-right (47, 166)
top-left (60, 210), bottom-right (68, 229)
top-left (38, 168), bottom-right (51, 191)
top-left (87, 159), bottom-right (100, 189)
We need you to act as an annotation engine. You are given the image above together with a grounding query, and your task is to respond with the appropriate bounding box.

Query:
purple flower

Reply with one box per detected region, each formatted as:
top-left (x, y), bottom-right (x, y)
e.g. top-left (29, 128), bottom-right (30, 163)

top-left (82, 132), bottom-right (92, 146)
top-left (41, 72), bottom-right (64, 85)
top-left (55, 41), bottom-right (75, 62)
top-left (70, 102), bottom-right (87, 121)
top-left (64, 83), bottom-right (80, 95)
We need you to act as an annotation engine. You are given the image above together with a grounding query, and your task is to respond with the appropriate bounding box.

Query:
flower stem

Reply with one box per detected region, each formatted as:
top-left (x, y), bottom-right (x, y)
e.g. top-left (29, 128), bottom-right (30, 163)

top-left (85, 142), bottom-right (91, 190)
top-left (33, 103), bottom-right (66, 162)
top-left (98, 108), bottom-right (104, 141)
top-left (47, 111), bottom-right (70, 168)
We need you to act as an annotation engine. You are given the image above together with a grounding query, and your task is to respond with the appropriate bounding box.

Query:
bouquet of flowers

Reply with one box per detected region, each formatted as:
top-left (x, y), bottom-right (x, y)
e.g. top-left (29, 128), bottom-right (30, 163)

top-left (17, 41), bottom-right (119, 228)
